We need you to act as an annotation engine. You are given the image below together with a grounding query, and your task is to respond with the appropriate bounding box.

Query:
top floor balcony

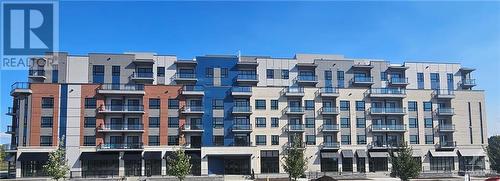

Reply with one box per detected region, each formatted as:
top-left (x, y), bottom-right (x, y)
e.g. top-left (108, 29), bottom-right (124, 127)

top-left (282, 87), bottom-right (305, 97)
top-left (432, 89), bottom-right (455, 99)
top-left (352, 62), bottom-right (374, 69)
top-left (6, 107), bottom-right (16, 116)
top-left (173, 73), bottom-right (197, 82)
top-left (317, 87), bottom-right (339, 97)
top-left (389, 77), bottom-right (409, 86)
top-left (97, 84), bottom-right (145, 95)
top-left (174, 59), bottom-right (197, 66)
top-left (130, 72), bottom-right (154, 82)
top-left (460, 79), bottom-right (476, 88)
top-left (181, 85), bottom-right (204, 96)
top-left (28, 70), bottom-right (46, 79)
top-left (351, 76), bottom-right (374, 85)
top-left (367, 88), bottom-right (406, 98)
top-left (435, 108), bottom-right (455, 116)
top-left (10, 82), bottom-right (32, 96)
top-left (295, 75), bottom-right (318, 85)
top-left (236, 74), bottom-right (258, 83)
top-left (231, 86), bottom-right (252, 97)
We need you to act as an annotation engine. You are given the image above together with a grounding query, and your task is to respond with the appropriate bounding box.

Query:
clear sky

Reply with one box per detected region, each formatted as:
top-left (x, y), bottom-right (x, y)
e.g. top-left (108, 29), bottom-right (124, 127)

top-left (1, 1), bottom-right (499, 144)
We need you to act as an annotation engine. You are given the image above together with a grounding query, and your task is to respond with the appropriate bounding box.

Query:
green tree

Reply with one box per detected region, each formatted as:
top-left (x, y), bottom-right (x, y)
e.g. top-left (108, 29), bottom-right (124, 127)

top-left (389, 142), bottom-right (421, 181)
top-left (167, 149), bottom-right (192, 181)
top-left (488, 135), bottom-right (500, 172)
top-left (282, 135), bottom-right (308, 181)
top-left (43, 137), bottom-right (69, 181)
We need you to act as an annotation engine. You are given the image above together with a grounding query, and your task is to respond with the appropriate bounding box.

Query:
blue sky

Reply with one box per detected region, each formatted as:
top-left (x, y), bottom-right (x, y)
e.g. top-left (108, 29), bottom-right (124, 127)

top-left (1, 1), bottom-right (499, 143)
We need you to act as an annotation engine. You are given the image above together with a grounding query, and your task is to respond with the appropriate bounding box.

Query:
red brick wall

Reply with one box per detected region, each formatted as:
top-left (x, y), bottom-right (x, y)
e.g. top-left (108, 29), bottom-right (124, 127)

top-left (80, 84), bottom-right (101, 146)
top-left (30, 83), bottom-right (60, 146)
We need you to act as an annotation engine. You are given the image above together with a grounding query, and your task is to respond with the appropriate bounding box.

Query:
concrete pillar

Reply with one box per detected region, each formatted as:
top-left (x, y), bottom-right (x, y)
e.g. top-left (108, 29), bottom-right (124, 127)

top-left (15, 161), bottom-right (21, 178)
top-left (422, 155), bottom-right (431, 171)
top-left (161, 151), bottom-right (167, 176)
top-left (365, 158), bottom-right (369, 173)
top-left (119, 152), bottom-right (125, 177)
top-left (338, 157), bottom-right (343, 173)
top-left (201, 155), bottom-right (209, 175)
top-left (388, 158), bottom-right (392, 171)
top-left (141, 159), bottom-right (145, 176)
top-left (353, 157), bottom-right (358, 172)
top-left (454, 156), bottom-right (459, 172)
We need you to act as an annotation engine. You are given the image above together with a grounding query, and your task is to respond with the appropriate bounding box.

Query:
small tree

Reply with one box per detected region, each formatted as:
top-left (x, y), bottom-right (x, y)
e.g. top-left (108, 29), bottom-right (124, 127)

top-left (167, 148), bottom-right (192, 181)
top-left (389, 142), bottom-right (421, 181)
top-left (43, 137), bottom-right (69, 181)
top-left (282, 135), bottom-right (308, 181)
top-left (488, 135), bottom-right (500, 172)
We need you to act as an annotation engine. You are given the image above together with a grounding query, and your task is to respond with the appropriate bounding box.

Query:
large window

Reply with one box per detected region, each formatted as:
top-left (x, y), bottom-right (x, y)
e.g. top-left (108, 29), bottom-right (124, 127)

top-left (84, 98), bottom-right (96, 109)
top-left (380, 72), bottom-right (387, 81)
top-left (355, 101), bottom-right (365, 111)
top-left (430, 73), bottom-right (440, 90)
top-left (92, 65), bottom-right (105, 83)
top-left (424, 118), bottom-right (433, 128)
top-left (256, 117), bottom-right (266, 127)
top-left (149, 117), bottom-right (160, 128)
top-left (255, 100), bottom-right (266, 110)
top-left (305, 118), bottom-right (315, 128)
top-left (271, 135), bottom-right (279, 145)
top-left (410, 135), bottom-right (419, 144)
top-left (281, 70), bottom-right (289, 79)
top-left (430, 157), bottom-right (454, 171)
top-left (168, 99), bottom-right (179, 109)
top-left (325, 71), bottom-right (332, 80)
top-left (168, 136), bottom-right (179, 145)
top-left (341, 118), bottom-right (350, 128)
top-left (261, 150), bottom-right (279, 173)
top-left (256, 135), bottom-right (266, 145)
top-left (112, 66), bottom-right (120, 76)
top-left (357, 135), bottom-right (366, 144)
top-left (356, 118), bottom-right (366, 128)
top-left (423, 101), bottom-right (432, 111)
top-left (84, 117), bottom-right (96, 128)
top-left (221, 68), bottom-right (228, 78)
top-left (213, 136), bottom-right (224, 146)
top-left (212, 99), bottom-right (224, 110)
top-left (149, 136), bottom-right (160, 146)
top-left (41, 97), bottom-right (54, 108)
top-left (213, 117), bottom-right (223, 128)
top-left (417, 72), bottom-right (424, 89)
top-left (425, 135), bottom-right (434, 144)
top-left (337, 71), bottom-right (345, 88)
top-left (149, 99), bottom-right (160, 109)
top-left (40, 136), bottom-right (52, 146)
top-left (340, 101), bottom-right (350, 111)
top-left (271, 117), bottom-right (279, 128)
top-left (206, 68), bottom-right (213, 78)
top-left (408, 101), bottom-right (417, 111)
top-left (157, 67), bottom-right (165, 77)
top-left (306, 135), bottom-right (316, 145)
top-left (266, 69), bottom-right (274, 79)
top-left (83, 136), bottom-right (95, 146)
top-left (409, 118), bottom-right (418, 128)
top-left (168, 117), bottom-right (179, 128)
top-left (271, 100), bottom-right (279, 110)
top-left (341, 135), bottom-right (351, 145)
top-left (305, 100), bottom-right (314, 110)
top-left (41, 117), bottom-right (53, 128)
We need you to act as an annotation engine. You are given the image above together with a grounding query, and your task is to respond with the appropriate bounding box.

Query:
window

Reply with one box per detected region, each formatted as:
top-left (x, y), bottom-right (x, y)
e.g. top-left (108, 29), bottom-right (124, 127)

top-left (213, 117), bottom-right (224, 128)
top-left (40, 136), bottom-right (52, 146)
top-left (256, 117), bottom-right (266, 127)
top-left (168, 136), bottom-right (179, 145)
top-left (341, 118), bottom-right (350, 128)
top-left (380, 72), bottom-right (387, 81)
top-left (221, 68), bottom-right (228, 78)
top-left (281, 70), bottom-right (289, 79)
top-left (425, 135), bottom-right (434, 144)
top-left (341, 135), bottom-right (351, 145)
top-left (168, 117), bottom-right (179, 128)
top-left (168, 99), bottom-right (179, 109)
top-left (266, 69), bottom-right (274, 79)
top-left (206, 68), bottom-right (213, 78)
top-left (356, 118), bottom-right (366, 128)
top-left (417, 72), bottom-right (424, 89)
top-left (271, 117), bottom-right (279, 127)
top-left (83, 136), bottom-right (95, 146)
top-left (271, 100), bottom-right (279, 110)
top-left (149, 136), bottom-right (160, 146)
top-left (337, 71), bottom-right (345, 88)
top-left (424, 102), bottom-right (432, 111)
top-left (112, 66), bottom-right (120, 76)
top-left (157, 67), bottom-right (165, 77)
top-left (255, 100), bottom-right (266, 110)
top-left (149, 99), bottom-right (160, 109)
top-left (355, 101), bottom-right (365, 111)
top-left (92, 65), bottom-right (105, 83)
top-left (256, 135), bottom-right (266, 145)
top-left (271, 135), bottom-right (279, 145)
top-left (430, 73), bottom-right (440, 89)
top-left (84, 98), bottom-right (96, 109)
top-left (340, 101), bottom-right (350, 111)
top-left (408, 101), bottom-right (417, 111)
top-left (212, 99), bottom-right (224, 110)
top-left (306, 135), bottom-right (316, 145)
top-left (84, 117), bottom-right (96, 128)
top-left (424, 118), bottom-right (433, 128)
top-left (305, 118), bottom-right (315, 128)
top-left (41, 117), bottom-right (53, 128)
top-left (409, 118), bottom-right (418, 128)
top-left (410, 135), bottom-right (419, 144)
top-left (213, 136), bottom-right (224, 146)
top-left (305, 100), bottom-right (314, 110)
top-left (41, 97), bottom-right (54, 108)
top-left (325, 71), bottom-right (332, 80)
top-left (357, 135), bottom-right (366, 144)
top-left (149, 117), bottom-right (160, 128)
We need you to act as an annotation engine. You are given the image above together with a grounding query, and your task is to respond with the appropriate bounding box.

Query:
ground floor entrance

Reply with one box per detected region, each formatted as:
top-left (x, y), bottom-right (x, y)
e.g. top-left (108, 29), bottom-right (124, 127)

top-left (208, 155), bottom-right (251, 175)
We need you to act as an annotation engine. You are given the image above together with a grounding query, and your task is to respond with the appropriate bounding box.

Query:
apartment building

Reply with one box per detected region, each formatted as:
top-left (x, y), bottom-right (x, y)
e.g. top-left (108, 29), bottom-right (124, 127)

top-left (5, 52), bottom-right (489, 178)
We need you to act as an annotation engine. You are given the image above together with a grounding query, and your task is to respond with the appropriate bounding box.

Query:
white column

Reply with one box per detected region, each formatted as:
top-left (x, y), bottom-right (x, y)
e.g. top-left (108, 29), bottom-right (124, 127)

top-left (338, 157), bottom-right (343, 174)
top-left (141, 159), bottom-right (145, 176)
top-left (365, 158), bottom-right (369, 173)
top-left (161, 150), bottom-right (167, 176)
top-left (15, 161), bottom-right (21, 178)
top-left (353, 157), bottom-right (358, 172)
top-left (201, 154), bottom-right (209, 175)
top-left (119, 152), bottom-right (125, 177)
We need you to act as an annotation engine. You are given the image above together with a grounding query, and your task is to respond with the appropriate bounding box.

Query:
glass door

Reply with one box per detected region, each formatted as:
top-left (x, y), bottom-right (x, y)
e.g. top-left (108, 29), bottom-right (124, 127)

top-left (110, 99), bottom-right (123, 111)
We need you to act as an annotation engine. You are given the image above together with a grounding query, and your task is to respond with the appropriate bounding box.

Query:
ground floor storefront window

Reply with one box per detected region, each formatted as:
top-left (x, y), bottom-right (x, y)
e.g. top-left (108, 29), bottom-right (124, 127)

top-left (145, 159), bottom-right (161, 176)
top-left (342, 158), bottom-right (353, 172)
top-left (81, 160), bottom-right (119, 177)
top-left (261, 150), bottom-right (279, 173)
top-left (356, 158), bottom-right (366, 172)
top-left (430, 156), bottom-right (454, 171)
top-left (369, 158), bottom-right (388, 172)
top-left (125, 160), bottom-right (142, 176)
top-left (21, 161), bottom-right (47, 177)
top-left (459, 156), bottom-right (485, 172)
top-left (320, 151), bottom-right (339, 172)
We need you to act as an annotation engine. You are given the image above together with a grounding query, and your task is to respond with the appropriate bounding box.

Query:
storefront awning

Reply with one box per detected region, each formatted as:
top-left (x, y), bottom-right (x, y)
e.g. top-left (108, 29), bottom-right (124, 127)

top-left (341, 150), bottom-right (354, 158)
top-left (123, 152), bottom-right (142, 160)
top-left (18, 152), bottom-right (49, 161)
top-left (356, 149), bottom-right (367, 158)
top-left (458, 149), bottom-right (486, 157)
top-left (80, 152), bottom-right (119, 160)
top-left (143, 152), bottom-right (162, 160)
top-left (321, 152), bottom-right (339, 158)
top-left (369, 152), bottom-right (389, 158)
top-left (429, 150), bottom-right (457, 157)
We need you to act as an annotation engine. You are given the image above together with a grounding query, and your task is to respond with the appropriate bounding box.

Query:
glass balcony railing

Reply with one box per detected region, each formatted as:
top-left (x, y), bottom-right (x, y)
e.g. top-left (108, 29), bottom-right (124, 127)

top-left (174, 73), bottom-right (196, 79)
top-left (100, 84), bottom-right (144, 91)
top-left (320, 107), bottom-right (339, 114)
top-left (370, 141), bottom-right (402, 148)
top-left (370, 88), bottom-right (406, 95)
top-left (437, 141), bottom-right (456, 148)
top-left (370, 107), bottom-right (406, 114)
top-left (11, 82), bottom-right (30, 91)
top-left (29, 70), bottom-right (45, 77)
top-left (286, 87), bottom-right (304, 93)
top-left (231, 86), bottom-right (252, 93)
top-left (287, 124), bottom-right (305, 131)
top-left (237, 74), bottom-right (258, 80)
top-left (319, 87), bottom-right (339, 94)
top-left (322, 124), bottom-right (339, 131)
top-left (99, 105), bottom-right (144, 112)
top-left (183, 85), bottom-right (204, 91)
top-left (287, 106), bottom-right (305, 113)
top-left (184, 124), bottom-right (203, 131)
top-left (437, 108), bottom-right (454, 115)
top-left (433, 89), bottom-right (455, 97)
top-left (297, 75), bottom-right (318, 81)
top-left (131, 72), bottom-right (153, 78)
top-left (99, 124), bottom-right (144, 131)
top-left (353, 76), bottom-right (373, 83)
top-left (390, 77), bottom-right (409, 84)
top-left (232, 124), bottom-right (252, 131)
top-left (182, 106), bottom-right (203, 113)
top-left (438, 124), bottom-right (455, 131)
top-left (372, 124), bottom-right (406, 131)
top-left (461, 79), bottom-right (476, 86)
top-left (97, 143), bottom-right (143, 150)
top-left (323, 142), bottom-right (340, 148)
top-left (233, 106), bottom-right (252, 113)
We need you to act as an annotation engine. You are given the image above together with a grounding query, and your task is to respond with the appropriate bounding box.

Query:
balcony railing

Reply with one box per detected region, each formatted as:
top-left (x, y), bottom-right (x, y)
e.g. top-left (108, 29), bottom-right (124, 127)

top-left (321, 124), bottom-right (339, 132)
top-left (98, 105), bottom-right (144, 112)
top-left (460, 79), bottom-right (476, 86)
top-left (286, 87), bottom-right (304, 93)
top-left (287, 124), bottom-right (305, 132)
top-left (10, 82), bottom-right (31, 95)
top-left (232, 106), bottom-right (252, 114)
top-left (370, 141), bottom-right (402, 149)
top-left (182, 85), bottom-right (204, 91)
top-left (6, 107), bottom-right (15, 115)
top-left (183, 124), bottom-right (204, 131)
top-left (322, 142), bottom-right (340, 149)
top-left (99, 124), bottom-right (144, 131)
top-left (237, 74), bottom-right (258, 81)
top-left (285, 106), bottom-right (305, 114)
top-left (232, 124), bottom-right (252, 131)
top-left (100, 84), bottom-right (144, 91)
top-left (437, 124), bottom-right (455, 132)
top-left (181, 106), bottom-right (203, 114)
top-left (436, 108), bottom-right (455, 115)
top-left (389, 77), bottom-right (409, 84)
top-left (437, 141), bottom-right (456, 148)
top-left (370, 107), bottom-right (406, 114)
top-left (97, 143), bottom-right (143, 150)
top-left (319, 87), bottom-right (339, 94)
top-left (6, 126), bottom-right (15, 134)
top-left (371, 124), bottom-right (406, 131)
top-left (353, 76), bottom-right (374, 83)
top-left (432, 89), bottom-right (455, 98)
top-left (131, 72), bottom-right (153, 78)
top-left (29, 70), bottom-right (45, 77)
top-left (297, 75), bottom-right (318, 82)
top-left (173, 73), bottom-right (197, 80)
top-left (320, 107), bottom-right (339, 115)
top-left (369, 88), bottom-right (406, 95)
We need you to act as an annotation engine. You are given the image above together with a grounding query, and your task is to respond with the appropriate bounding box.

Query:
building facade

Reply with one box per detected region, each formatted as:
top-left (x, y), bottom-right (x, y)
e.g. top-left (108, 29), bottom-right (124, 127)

top-left (5, 52), bottom-right (489, 178)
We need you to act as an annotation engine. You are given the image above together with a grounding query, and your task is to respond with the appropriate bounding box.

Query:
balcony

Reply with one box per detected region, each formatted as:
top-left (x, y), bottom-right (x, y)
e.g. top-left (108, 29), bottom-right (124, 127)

top-left (180, 106), bottom-right (204, 115)
top-left (320, 107), bottom-right (339, 115)
top-left (437, 124), bottom-right (455, 132)
top-left (232, 106), bottom-right (252, 115)
top-left (389, 77), bottom-right (409, 86)
top-left (237, 61), bottom-right (258, 68)
top-left (182, 124), bottom-right (204, 132)
top-left (174, 59), bottom-right (197, 66)
top-left (284, 106), bottom-right (305, 115)
top-left (236, 74), bottom-right (258, 83)
top-left (317, 87), bottom-right (339, 97)
top-left (97, 143), bottom-right (144, 151)
top-left (231, 86), bottom-right (252, 97)
top-left (232, 124), bottom-right (252, 133)
top-left (295, 75), bottom-right (318, 85)
top-left (352, 62), bottom-right (373, 69)
top-left (321, 142), bottom-right (340, 150)
top-left (432, 89), bottom-right (455, 99)
top-left (6, 107), bottom-right (15, 116)
top-left (6, 126), bottom-right (15, 134)
top-left (10, 82), bottom-right (32, 96)
top-left (370, 107), bottom-right (406, 115)
top-left (436, 108), bottom-right (455, 116)
top-left (28, 70), bottom-right (46, 79)
top-left (371, 124), bottom-right (406, 132)
top-left (352, 77), bottom-right (374, 85)
top-left (98, 124), bottom-right (144, 133)
top-left (285, 142), bottom-right (306, 149)
top-left (97, 84), bottom-right (145, 95)
top-left (173, 73), bottom-right (197, 82)
top-left (436, 141), bottom-right (456, 149)
top-left (460, 79), bottom-right (476, 88)
top-left (286, 124), bottom-right (305, 132)
top-left (282, 87), bottom-right (305, 97)
top-left (181, 85), bottom-right (204, 96)
top-left (132, 58), bottom-right (154, 64)
top-left (321, 124), bottom-right (339, 132)
top-left (367, 88), bottom-right (406, 98)
top-left (369, 141), bottom-right (402, 149)
top-left (98, 105), bottom-right (145, 114)
top-left (130, 72), bottom-right (154, 82)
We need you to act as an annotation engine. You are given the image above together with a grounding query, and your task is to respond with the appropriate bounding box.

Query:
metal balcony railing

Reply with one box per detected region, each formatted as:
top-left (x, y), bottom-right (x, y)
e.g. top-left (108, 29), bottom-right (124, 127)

top-left (461, 79), bottom-right (476, 86)
top-left (29, 70), bottom-right (45, 77)
top-left (370, 141), bottom-right (402, 148)
top-left (320, 107), bottom-right (339, 114)
top-left (131, 72), bottom-right (154, 78)
top-left (97, 143), bottom-right (143, 150)
top-left (174, 73), bottom-right (196, 79)
top-left (99, 105), bottom-right (144, 112)
top-left (353, 76), bottom-right (374, 83)
top-left (287, 124), bottom-right (305, 131)
top-left (437, 124), bottom-right (455, 131)
top-left (232, 106), bottom-right (252, 113)
top-left (297, 75), bottom-right (318, 81)
top-left (285, 106), bottom-right (305, 114)
top-left (369, 88), bottom-right (406, 95)
top-left (232, 86), bottom-right (252, 93)
top-left (321, 124), bottom-right (339, 131)
top-left (286, 87), bottom-right (304, 93)
top-left (237, 74), bottom-right (258, 80)
top-left (100, 84), bottom-right (144, 91)
top-left (232, 124), bottom-right (252, 131)
top-left (183, 85), bottom-right (204, 91)
top-left (436, 108), bottom-right (454, 115)
top-left (437, 141), bottom-right (456, 148)
top-left (432, 89), bottom-right (455, 98)
top-left (183, 124), bottom-right (203, 131)
top-left (322, 142), bottom-right (340, 149)
top-left (6, 126), bottom-right (15, 134)
top-left (7, 107), bottom-right (15, 115)
top-left (11, 82), bottom-right (30, 91)
top-left (371, 124), bottom-right (406, 131)
top-left (99, 124), bottom-right (144, 131)
top-left (390, 77), bottom-right (409, 84)
top-left (181, 106), bottom-right (203, 113)
top-left (319, 87), bottom-right (339, 94)
top-left (370, 107), bottom-right (406, 114)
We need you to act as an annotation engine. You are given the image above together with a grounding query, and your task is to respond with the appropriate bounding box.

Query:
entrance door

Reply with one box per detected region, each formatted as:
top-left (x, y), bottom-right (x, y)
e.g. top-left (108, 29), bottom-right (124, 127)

top-left (224, 157), bottom-right (250, 175)
top-left (324, 135), bottom-right (334, 144)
